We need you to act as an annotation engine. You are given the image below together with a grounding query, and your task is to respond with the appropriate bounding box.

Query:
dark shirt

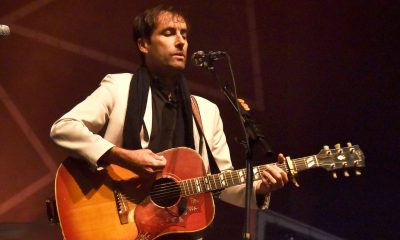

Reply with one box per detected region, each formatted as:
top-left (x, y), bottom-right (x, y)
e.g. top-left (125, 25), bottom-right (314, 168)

top-left (148, 79), bottom-right (186, 153)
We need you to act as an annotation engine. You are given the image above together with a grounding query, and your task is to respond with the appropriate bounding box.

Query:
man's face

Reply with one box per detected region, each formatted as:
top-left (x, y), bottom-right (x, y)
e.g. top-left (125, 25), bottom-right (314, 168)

top-left (140, 11), bottom-right (188, 76)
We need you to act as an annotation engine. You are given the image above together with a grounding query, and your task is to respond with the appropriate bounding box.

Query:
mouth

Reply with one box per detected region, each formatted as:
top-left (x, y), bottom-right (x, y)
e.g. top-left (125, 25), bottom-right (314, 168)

top-left (172, 52), bottom-right (185, 60)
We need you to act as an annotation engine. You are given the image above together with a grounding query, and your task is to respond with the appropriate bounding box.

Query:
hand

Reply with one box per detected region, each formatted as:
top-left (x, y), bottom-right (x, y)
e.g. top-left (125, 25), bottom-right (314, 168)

top-left (104, 147), bottom-right (166, 175)
top-left (256, 153), bottom-right (289, 195)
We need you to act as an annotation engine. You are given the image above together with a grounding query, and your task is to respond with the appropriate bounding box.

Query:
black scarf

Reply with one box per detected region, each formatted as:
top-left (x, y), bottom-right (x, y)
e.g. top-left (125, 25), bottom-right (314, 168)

top-left (122, 67), bottom-right (195, 151)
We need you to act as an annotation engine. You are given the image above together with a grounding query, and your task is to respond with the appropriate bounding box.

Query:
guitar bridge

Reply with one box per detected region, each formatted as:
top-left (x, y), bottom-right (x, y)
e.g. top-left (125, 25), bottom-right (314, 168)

top-left (114, 189), bottom-right (129, 224)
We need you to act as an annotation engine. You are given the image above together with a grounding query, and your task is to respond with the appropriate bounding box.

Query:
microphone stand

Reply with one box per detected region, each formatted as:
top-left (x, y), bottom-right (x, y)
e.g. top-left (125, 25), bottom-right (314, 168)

top-left (204, 60), bottom-right (272, 240)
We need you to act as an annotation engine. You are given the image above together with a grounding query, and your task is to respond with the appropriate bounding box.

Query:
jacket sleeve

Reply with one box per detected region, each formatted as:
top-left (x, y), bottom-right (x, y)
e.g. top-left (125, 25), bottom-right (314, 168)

top-left (207, 102), bottom-right (271, 210)
top-left (50, 74), bottom-right (118, 170)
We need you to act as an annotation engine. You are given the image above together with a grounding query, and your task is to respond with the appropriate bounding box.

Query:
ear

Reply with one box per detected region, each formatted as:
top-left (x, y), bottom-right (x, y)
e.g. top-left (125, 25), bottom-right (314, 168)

top-left (137, 38), bottom-right (150, 54)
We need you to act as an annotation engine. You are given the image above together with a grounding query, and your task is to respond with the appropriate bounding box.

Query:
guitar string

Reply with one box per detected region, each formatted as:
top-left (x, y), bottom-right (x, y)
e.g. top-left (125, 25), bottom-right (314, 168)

top-left (146, 162), bottom-right (289, 193)
top-left (138, 161), bottom-right (307, 196)
top-left (123, 162), bottom-right (349, 202)
top-left (149, 159), bottom-right (312, 192)
top-left (131, 158), bottom-right (332, 201)
top-left (140, 163), bottom-right (293, 200)
top-left (119, 149), bottom-right (359, 201)
top-left (150, 154), bottom-right (354, 195)
top-left (149, 158), bottom-right (321, 194)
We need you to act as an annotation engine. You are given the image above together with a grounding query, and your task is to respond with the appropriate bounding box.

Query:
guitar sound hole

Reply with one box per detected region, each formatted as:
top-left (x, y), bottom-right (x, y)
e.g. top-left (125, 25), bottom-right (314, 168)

top-left (150, 178), bottom-right (181, 207)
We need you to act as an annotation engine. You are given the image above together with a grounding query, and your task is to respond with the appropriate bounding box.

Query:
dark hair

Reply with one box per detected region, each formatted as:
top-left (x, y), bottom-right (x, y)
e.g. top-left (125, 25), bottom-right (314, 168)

top-left (133, 5), bottom-right (189, 63)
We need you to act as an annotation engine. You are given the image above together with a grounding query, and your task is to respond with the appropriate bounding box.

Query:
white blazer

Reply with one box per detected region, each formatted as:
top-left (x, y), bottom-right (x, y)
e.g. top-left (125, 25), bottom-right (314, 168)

top-left (50, 73), bottom-right (269, 209)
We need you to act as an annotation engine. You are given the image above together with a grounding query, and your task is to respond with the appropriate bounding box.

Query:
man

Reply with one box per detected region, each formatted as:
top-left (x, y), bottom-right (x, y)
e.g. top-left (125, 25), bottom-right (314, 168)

top-left (50, 5), bottom-right (288, 239)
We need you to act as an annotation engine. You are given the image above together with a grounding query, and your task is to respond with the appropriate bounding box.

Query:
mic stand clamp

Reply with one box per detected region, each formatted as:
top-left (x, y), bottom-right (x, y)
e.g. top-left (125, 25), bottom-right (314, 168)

top-left (205, 62), bottom-right (272, 240)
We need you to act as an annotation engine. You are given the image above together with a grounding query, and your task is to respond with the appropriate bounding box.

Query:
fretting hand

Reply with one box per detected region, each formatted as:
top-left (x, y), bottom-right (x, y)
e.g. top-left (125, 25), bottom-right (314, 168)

top-left (256, 153), bottom-right (289, 195)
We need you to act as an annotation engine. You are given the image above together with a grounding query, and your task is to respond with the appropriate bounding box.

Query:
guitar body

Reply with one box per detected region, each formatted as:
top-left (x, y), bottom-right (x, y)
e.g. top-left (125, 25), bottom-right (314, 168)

top-left (55, 147), bottom-right (215, 240)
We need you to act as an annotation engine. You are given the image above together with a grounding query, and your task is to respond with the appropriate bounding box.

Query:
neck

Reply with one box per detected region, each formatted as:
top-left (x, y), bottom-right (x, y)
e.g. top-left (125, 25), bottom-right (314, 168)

top-left (144, 62), bottom-right (184, 89)
top-left (157, 76), bottom-right (178, 91)
top-left (147, 70), bottom-right (180, 91)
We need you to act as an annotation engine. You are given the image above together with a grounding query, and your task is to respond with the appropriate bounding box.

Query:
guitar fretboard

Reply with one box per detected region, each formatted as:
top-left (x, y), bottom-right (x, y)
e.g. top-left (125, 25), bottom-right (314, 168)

top-left (179, 155), bottom-right (319, 197)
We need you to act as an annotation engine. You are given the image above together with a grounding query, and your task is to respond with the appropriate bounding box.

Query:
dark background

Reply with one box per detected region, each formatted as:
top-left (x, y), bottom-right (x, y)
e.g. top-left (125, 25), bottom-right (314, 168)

top-left (0, 1), bottom-right (398, 239)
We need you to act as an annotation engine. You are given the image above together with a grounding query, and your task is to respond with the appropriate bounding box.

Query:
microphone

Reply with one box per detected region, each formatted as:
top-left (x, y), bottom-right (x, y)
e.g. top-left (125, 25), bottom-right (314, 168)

top-left (0, 25), bottom-right (10, 39)
top-left (191, 50), bottom-right (226, 68)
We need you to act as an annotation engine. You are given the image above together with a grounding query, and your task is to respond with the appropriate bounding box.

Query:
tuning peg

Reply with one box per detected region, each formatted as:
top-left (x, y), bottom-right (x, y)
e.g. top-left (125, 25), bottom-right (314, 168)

top-left (344, 170), bottom-right (350, 177)
top-left (355, 169), bottom-right (362, 176)
top-left (323, 145), bottom-right (332, 155)
top-left (332, 171), bottom-right (338, 179)
top-left (347, 142), bottom-right (353, 147)
top-left (334, 143), bottom-right (341, 149)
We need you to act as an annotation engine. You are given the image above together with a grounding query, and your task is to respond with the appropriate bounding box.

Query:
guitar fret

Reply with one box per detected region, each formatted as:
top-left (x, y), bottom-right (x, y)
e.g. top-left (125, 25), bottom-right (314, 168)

top-left (212, 175), bottom-right (218, 189)
top-left (186, 179), bottom-right (192, 195)
top-left (219, 173), bottom-right (226, 188)
top-left (187, 179), bottom-right (192, 195)
top-left (202, 177), bottom-right (208, 191)
top-left (302, 157), bottom-right (307, 170)
top-left (199, 177), bottom-right (205, 192)
top-left (306, 155), bottom-right (318, 168)
top-left (236, 170), bottom-right (242, 184)
top-left (181, 154), bottom-right (334, 196)
top-left (227, 171), bottom-right (233, 186)
top-left (195, 178), bottom-right (202, 193)
top-left (204, 176), bottom-right (211, 191)
top-left (275, 163), bottom-right (286, 172)
top-left (211, 175), bottom-right (218, 190)
top-left (220, 173), bottom-right (225, 187)
top-left (232, 171), bottom-right (237, 185)
top-left (235, 171), bottom-right (242, 184)
top-left (293, 160), bottom-right (298, 172)
top-left (190, 179), bottom-right (196, 194)
top-left (253, 166), bottom-right (260, 180)
top-left (181, 180), bottom-right (187, 196)
top-left (186, 180), bottom-right (191, 195)
top-left (180, 181), bottom-right (187, 196)
top-left (187, 180), bottom-right (192, 195)
top-left (238, 170), bottom-right (245, 183)
top-left (231, 171), bottom-right (236, 185)
top-left (214, 174), bottom-right (219, 189)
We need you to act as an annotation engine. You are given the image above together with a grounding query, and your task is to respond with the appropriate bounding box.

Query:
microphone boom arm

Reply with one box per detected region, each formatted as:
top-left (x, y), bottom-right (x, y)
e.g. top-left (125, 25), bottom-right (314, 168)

top-left (203, 57), bottom-right (273, 240)
top-left (206, 61), bottom-right (273, 155)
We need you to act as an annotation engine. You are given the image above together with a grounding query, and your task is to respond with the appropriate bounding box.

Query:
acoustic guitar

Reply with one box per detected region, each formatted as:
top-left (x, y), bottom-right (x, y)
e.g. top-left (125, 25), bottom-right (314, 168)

top-left (55, 143), bottom-right (364, 239)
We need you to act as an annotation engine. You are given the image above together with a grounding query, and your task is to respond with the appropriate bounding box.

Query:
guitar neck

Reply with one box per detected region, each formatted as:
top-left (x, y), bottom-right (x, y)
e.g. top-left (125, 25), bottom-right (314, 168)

top-left (180, 155), bottom-right (319, 197)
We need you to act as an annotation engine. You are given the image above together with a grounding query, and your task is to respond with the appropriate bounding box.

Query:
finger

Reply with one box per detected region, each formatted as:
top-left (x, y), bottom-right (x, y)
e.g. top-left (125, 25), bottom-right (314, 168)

top-left (150, 159), bottom-right (166, 168)
top-left (265, 165), bottom-right (284, 181)
top-left (145, 151), bottom-right (165, 163)
top-left (277, 153), bottom-right (285, 163)
top-left (261, 170), bottom-right (277, 185)
top-left (258, 175), bottom-right (272, 193)
top-left (264, 166), bottom-right (286, 187)
top-left (281, 170), bottom-right (289, 184)
top-left (154, 155), bottom-right (166, 165)
top-left (153, 154), bottom-right (166, 161)
top-left (272, 164), bottom-right (289, 184)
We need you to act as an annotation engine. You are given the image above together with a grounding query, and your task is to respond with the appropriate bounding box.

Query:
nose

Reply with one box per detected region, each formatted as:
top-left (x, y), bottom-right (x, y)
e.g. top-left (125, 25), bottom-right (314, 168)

top-left (175, 33), bottom-right (186, 49)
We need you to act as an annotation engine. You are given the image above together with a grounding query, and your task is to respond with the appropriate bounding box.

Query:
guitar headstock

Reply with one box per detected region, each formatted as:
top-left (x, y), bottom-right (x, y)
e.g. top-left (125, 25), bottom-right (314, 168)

top-left (316, 143), bottom-right (365, 178)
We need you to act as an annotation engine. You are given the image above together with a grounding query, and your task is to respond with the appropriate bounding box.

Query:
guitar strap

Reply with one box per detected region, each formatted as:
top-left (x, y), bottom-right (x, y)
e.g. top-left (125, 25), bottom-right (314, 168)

top-left (190, 96), bottom-right (221, 175)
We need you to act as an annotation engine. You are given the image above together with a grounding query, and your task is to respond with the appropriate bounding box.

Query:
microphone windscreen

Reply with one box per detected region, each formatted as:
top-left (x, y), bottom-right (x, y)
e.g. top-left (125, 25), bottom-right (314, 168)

top-left (0, 25), bottom-right (10, 38)
top-left (191, 51), bottom-right (206, 67)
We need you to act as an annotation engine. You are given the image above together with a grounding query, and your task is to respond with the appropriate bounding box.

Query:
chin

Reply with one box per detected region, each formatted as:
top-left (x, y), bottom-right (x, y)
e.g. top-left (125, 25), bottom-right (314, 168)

top-left (171, 64), bottom-right (186, 71)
